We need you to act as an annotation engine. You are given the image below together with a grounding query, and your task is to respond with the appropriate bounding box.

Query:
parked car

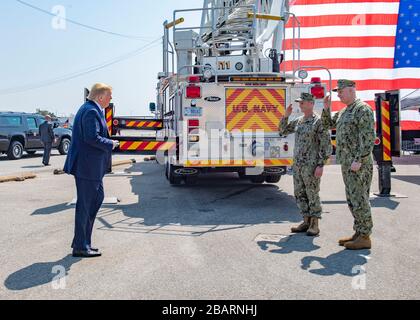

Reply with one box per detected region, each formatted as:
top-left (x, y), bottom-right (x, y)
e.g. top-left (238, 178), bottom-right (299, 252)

top-left (0, 112), bottom-right (72, 160)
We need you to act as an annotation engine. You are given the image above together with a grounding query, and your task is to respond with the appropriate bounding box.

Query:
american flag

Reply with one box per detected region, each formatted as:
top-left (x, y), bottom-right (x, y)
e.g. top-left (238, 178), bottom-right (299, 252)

top-left (283, 0), bottom-right (420, 131)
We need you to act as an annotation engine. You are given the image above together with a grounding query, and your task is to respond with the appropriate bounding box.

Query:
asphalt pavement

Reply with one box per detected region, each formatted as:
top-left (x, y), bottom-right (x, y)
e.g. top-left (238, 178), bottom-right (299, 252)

top-left (0, 152), bottom-right (419, 299)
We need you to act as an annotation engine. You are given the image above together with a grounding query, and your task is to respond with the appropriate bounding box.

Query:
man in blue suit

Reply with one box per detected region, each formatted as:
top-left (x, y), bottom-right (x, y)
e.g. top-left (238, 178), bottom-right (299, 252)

top-left (64, 83), bottom-right (119, 258)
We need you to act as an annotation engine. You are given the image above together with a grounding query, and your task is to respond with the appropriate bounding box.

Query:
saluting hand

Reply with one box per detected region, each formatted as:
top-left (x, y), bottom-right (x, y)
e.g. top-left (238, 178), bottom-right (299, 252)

top-left (285, 104), bottom-right (293, 118)
top-left (323, 94), bottom-right (331, 110)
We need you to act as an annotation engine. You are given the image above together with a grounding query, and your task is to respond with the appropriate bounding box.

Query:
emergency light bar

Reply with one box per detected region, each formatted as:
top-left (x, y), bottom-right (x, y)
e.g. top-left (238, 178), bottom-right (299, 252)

top-left (230, 77), bottom-right (284, 82)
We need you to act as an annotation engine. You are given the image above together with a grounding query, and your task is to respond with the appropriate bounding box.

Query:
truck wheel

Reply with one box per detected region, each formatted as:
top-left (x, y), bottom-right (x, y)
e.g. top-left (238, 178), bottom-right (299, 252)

top-left (265, 175), bottom-right (281, 183)
top-left (166, 162), bottom-right (182, 185)
top-left (250, 175), bottom-right (265, 184)
top-left (7, 141), bottom-right (24, 160)
top-left (58, 138), bottom-right (71, 155)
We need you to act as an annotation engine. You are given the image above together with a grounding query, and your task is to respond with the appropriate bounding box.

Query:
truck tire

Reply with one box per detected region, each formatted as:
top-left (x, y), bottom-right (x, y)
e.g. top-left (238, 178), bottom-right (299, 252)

top-left (58, 138), bottom-right (71, 155)
top-left (7, 141), bottom-right (24, 160)
top-left (265, 175), bottom-right (281, 183)
top-left (166, 162), bottom-right (182, 185)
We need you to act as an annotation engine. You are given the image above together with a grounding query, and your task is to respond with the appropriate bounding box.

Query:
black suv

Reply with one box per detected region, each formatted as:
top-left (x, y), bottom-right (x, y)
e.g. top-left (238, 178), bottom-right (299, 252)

top-left (0, 112), bottom-right (72, 160)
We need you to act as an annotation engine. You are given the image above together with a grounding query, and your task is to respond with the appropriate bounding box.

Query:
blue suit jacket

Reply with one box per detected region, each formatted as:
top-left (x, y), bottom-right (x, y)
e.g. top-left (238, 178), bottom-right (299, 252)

top-left (64, 100), bottom-right (113, 181)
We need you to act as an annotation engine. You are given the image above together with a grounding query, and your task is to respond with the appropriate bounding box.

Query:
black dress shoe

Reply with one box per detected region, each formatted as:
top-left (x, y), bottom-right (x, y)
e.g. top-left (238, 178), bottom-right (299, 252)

top-left (89, 247), bottom-right (99, 252)
top-left (72, 249), bottom-right (102, 258)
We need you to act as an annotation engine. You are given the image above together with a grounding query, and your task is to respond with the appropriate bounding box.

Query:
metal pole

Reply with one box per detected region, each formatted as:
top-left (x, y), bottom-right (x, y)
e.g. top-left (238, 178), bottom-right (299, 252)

top-left (163, 21), bottom-right (168, 76)
top-left (377, 163), bottom-right (392, 196)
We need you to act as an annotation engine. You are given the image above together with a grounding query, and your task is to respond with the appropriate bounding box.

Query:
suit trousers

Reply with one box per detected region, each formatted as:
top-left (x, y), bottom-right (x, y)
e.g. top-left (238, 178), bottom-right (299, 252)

top-left (71, 177), bottom-right (104, 251)
top-left (42, 142), bottom-right (52, 165)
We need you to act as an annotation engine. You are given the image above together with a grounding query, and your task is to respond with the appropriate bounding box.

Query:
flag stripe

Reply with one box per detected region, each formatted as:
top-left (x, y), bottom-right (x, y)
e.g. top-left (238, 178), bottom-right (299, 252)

top-left (283, 58), bottom-right (394, 70)
top-left (283, 36), bottom-right (396, 50)
top-left (323, 79), bottom-right (420, 91)
top-left (329, 89), bottom-right (419, 103)
top-left (291, 3), bottom-right (399, 16)
top-left (330, 101), bottom-right (375, 111)
top-left (304, 68), bottom-right (420, 80)
top-left (292, 0), bottom-right (399, 4)
top-left (400, 121), bottom-right (420, 130)
top-left (401, 110), bottom-right (420, 121)
top-left (285, 47), bottom-right (395, 59)
top-left (285, 25), bottom-right (397, 39)
top-left (285, 14), bottom-right (398, 28)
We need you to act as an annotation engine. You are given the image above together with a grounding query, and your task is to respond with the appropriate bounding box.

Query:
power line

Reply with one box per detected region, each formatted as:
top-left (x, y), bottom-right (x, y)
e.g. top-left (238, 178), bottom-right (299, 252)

top-left (15, 0), bottom-right (155, 41)
top-left (0, 38), bottom-right (162, 95)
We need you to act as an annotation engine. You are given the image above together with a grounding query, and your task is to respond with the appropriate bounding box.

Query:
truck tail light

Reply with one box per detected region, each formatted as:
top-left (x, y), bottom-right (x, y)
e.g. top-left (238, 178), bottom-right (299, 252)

top-left (310, 77), bottom-right (325, 99)
top-left (188, 75), bottom-right (201, 83)
top-left (186, 85), bottom-right (201, 99)
top-left (188, 119), bottom-right (200, 143)
top-left (188, 119), bottom-right (199, 127)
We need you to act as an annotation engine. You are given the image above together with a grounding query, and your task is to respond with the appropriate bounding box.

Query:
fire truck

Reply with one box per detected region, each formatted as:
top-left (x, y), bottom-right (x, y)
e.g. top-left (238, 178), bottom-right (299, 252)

top-left (107, 0), bottom-right (331, 185)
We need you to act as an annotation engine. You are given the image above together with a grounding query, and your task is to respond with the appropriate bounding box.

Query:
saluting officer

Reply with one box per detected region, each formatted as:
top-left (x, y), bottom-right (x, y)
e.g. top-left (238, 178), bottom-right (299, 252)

top-left (279, 92), bottom-right (332, 236)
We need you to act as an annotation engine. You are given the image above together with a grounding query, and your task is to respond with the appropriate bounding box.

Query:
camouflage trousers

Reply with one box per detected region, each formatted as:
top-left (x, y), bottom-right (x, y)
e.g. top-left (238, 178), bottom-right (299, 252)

top-left (293, 164), bottom-right (322, 218)
top-left (341, 163), bottom-right (373, 236)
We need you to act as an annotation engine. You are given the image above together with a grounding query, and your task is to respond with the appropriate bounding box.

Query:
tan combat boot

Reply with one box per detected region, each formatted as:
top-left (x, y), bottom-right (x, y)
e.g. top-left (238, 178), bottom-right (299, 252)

top-left (306, 217), bottom-right (320, 236)
top-left (291, 216), bottom-right (310, 233)
top-left (338, 232), bottom-right (359, 246)
top-left (344, 235), bottom-right (371, 250)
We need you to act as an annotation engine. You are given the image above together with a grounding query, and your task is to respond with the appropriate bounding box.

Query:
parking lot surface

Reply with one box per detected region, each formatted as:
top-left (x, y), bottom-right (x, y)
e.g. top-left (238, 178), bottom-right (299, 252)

top-left (1, 153), bottom-right (419, 299)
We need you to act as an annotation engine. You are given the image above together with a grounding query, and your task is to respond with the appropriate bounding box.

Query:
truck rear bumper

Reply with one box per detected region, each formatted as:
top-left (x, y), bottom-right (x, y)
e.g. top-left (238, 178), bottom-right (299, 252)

top-left (183, 159), bottom-right (293, 167)
top-left (0, 140), bottom-right (10, 152)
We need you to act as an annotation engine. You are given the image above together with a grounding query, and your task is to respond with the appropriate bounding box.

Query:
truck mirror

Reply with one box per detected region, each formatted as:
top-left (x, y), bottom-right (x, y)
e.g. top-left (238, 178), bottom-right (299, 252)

top-left (84, 88), bottom-right (90, 102)
top-left (149, 102), bottom-right (156, 112)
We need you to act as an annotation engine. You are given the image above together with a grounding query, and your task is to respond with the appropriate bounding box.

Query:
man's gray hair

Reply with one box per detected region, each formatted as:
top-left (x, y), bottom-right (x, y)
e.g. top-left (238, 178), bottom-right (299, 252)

top-left (87, 83), bottom-right (112, 101)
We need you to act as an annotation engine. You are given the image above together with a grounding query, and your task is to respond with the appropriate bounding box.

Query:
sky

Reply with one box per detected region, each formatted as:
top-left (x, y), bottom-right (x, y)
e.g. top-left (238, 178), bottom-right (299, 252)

top-left (0, 0), bottom-right (201, 117)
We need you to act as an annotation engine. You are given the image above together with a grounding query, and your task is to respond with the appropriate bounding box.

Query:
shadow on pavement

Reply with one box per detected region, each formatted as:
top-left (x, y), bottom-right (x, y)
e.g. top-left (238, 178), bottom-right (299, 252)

top-left (392, 175), bottom-right (420, 186)
top-left (0, 153), bottom-right (61, 161)
top-left (322, 199), bottom-right (400, 210)
top-left (4, 255), bottom-right (81, 291)
top-left (31, 202), bottom-right (71, 216)
top-left (95, 162), bottom-right (302, 236)
top-left (21, 165), bottom-right (46, 169)
top-left (301, 249), bottom-right (371, 277)
top-left (257, 233), bottom-right (321, 254)
top-left (30, 162), bottom-right (301, 236)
